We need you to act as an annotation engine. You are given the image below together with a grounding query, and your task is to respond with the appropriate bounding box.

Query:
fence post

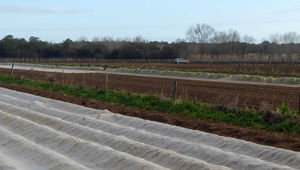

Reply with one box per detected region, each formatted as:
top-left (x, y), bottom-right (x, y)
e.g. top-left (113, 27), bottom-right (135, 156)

top-left (10, 63), bottom-right (15, 76)
top-left (160, 88), bottom-right (164, 99)
top-left (173, 80), bottom-right (178, 100)
top-left (105, 73), bottom-right (108, 90)
top-left (61, 70), bottom-right (64, 84)
top-left (30, 69), bottom-right (33, 80)
top-left (299, 95), bottom-right (300, 113)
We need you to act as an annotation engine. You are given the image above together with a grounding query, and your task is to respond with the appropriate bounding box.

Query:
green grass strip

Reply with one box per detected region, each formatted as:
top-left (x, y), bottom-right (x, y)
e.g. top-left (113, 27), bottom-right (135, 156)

top-left (0, 74), bottom-right (299, 134)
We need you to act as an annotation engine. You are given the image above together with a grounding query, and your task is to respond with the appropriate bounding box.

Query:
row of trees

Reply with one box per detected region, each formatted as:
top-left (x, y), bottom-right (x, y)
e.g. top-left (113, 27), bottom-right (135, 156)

top-left (185, 24), bottom-right (300, 44)
top-left (269, 32), bottom-right (300, 44)
top-left (0, 35), bottom-right (179, 59)
top-left (186, 24), bottom-right (255, 43)
top-left (1, 24), bottom-right (300, 61)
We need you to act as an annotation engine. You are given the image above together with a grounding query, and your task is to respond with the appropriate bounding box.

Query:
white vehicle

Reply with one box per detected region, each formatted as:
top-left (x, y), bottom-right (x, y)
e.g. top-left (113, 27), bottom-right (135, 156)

top-left (174, 58), bottom-right (188, 64)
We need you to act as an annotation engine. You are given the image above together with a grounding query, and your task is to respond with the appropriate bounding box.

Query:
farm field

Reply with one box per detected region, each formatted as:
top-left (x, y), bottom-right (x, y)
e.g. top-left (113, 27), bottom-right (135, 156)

top-left (4, 63), bottom-right (300, 85)
top-left (0, 65), bottom-right (299, 111)
top-left (0, 87), bottom-right (299, 170)
top-left (40, 62), bottom-right (300, 77)
top-left (3, 0), bottom-right (300, 169)
top-left (1, 82), bottom-right (300, 152)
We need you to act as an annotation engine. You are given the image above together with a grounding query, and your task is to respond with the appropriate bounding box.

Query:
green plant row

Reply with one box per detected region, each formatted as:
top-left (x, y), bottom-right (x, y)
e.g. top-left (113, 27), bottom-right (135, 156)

top-left (0, 74), bottom-right (299, 134)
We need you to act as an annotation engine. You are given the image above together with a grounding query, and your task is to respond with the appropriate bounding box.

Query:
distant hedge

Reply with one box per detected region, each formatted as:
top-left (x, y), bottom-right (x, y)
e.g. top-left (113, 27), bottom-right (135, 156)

top-left (1, 35), bottom-right (300, 62)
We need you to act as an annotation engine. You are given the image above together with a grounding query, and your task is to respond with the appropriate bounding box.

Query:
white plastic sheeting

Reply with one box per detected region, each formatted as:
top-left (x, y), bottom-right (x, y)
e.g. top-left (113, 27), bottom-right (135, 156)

top-left (0, 87), bottom-right (299, 170)
top-left (108, 67), bottom-right (300, 85)
top-left (0, 63), bottom-right (299, 86)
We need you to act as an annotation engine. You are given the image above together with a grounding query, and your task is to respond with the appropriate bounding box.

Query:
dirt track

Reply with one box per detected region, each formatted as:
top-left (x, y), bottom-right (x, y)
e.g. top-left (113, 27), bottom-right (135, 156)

top-left (1, 67), bottom-right (299, 110)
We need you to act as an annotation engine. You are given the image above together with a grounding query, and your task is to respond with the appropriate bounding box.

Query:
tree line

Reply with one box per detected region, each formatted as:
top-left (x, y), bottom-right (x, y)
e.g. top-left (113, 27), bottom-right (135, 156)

top-left (0, 35), bottom-right (178, 60)
top-left (0, 24), bottom-right (300, 62)
top-left (185, 24), bottom-right (300, 44)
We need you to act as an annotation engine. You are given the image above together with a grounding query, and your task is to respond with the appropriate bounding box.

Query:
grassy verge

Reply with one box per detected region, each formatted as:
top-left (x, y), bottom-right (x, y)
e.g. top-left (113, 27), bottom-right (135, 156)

top-left (0, 74), bottom-right (299, 134)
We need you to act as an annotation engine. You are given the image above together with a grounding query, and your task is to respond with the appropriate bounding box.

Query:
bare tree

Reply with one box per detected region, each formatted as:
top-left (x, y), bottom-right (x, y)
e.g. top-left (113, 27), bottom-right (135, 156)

top-left (100, 36), bottom-right (115, 50)
top-left (78, 36), bottom-right (88, 42)
top-left (122, 37), bottom-right (132, 42)
top-left (186, 24), bottom-right (215, 43)
top-left (242, 34), bottom-right (256, 43)
top-left (133, 35), bottom-right (146, 43)
top-left (269, 34), bottom-right (282, 44)
top-left (210, 29), bottom-right (244, 43)
top-left (227, 29), bottom-right (240, 42)
top-left (92, 37), bottom-right (100, 42)
top-left (115, 37), bottom-right (131, 42)
top-left (282, 32), bottom-right (300, 43)
top-left (210, 31), bottom-right (228, 43)
top-left (101, 36), bottom-right (114, 42)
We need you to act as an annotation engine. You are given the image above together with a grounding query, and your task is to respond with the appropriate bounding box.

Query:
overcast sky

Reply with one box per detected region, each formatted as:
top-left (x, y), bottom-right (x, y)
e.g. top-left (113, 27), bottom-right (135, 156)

top-left (0, 0), bottom-right (299, 42)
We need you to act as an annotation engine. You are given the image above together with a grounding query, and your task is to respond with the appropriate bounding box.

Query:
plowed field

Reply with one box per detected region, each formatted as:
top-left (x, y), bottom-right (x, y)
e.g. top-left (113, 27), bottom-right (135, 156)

top-left (0, 68), bottom-right (299, 110)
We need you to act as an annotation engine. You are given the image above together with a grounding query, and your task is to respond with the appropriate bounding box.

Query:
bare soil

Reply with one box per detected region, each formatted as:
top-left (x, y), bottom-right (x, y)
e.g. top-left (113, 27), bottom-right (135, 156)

top-left (1, 68), bottom-right (299, 111)
top-left (1, 83), bottom-right (300, 152)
